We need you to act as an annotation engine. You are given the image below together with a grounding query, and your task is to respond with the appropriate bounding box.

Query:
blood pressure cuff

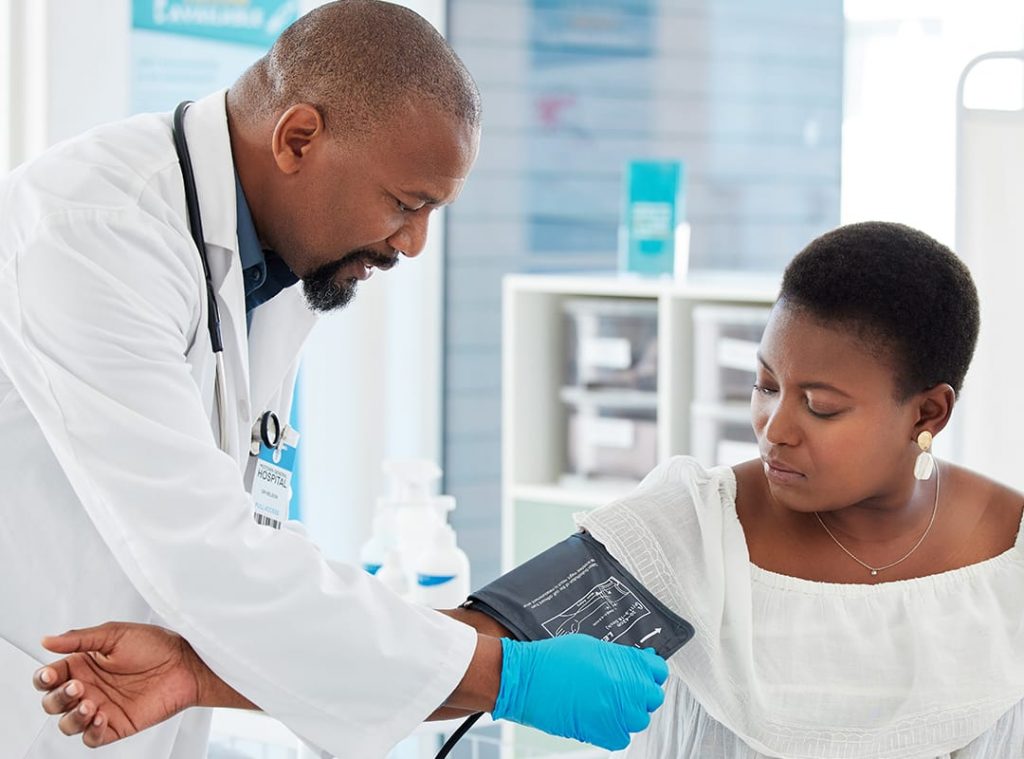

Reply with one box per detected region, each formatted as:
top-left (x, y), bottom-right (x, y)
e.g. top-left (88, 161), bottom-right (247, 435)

top-left (463, 531), bottom-right (694, 659)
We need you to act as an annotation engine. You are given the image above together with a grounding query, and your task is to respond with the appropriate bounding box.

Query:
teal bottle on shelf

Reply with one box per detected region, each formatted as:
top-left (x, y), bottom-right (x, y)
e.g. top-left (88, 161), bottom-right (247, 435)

top-left (618, 159), bottom-right (687, 277)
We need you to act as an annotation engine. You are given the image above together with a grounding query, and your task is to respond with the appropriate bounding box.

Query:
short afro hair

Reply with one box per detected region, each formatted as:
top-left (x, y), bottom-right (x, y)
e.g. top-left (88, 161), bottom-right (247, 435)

top-left (778, 221), bottom-right (979, 399)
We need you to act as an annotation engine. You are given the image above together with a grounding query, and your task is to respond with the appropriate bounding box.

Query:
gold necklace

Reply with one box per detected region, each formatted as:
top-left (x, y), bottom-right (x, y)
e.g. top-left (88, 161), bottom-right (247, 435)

top-left (814, 463), bottom-right (941, 577)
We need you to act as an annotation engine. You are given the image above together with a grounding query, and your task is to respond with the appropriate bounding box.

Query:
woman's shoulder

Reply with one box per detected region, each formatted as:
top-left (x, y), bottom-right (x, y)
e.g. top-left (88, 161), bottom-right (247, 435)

top-left (943, 459), bottom-right (1021, 496)
top-left (577, 456), bottom-right (747, 629)
top-left (631, 455), bottom-right (737, 513)
top-left (640, 454), bottom-right (734, 488)
top-left (946, 462), bottom-right (1024, 558)
top-left (578, 456), bottom-right (739, 551)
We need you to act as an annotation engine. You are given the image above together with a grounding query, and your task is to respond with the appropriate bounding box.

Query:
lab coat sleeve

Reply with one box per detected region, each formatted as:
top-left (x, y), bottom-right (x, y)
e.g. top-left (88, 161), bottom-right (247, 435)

top-left (0, 209), bottom-right (477, 756)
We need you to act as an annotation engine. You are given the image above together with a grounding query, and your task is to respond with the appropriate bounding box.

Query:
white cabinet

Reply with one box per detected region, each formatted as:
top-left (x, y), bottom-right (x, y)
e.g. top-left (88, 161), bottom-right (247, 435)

top-left (502, 273), bottom-right (777, 566)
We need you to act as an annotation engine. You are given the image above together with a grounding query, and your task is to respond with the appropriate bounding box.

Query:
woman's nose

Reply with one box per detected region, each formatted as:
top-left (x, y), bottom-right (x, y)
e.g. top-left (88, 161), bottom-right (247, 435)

top-left (761, 398), bottom-right (800, 447)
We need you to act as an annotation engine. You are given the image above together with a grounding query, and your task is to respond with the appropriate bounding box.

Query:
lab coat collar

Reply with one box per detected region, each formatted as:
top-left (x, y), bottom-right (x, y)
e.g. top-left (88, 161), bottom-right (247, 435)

top-left (178, 90), bottom-right (316, 435)
top-left (180, 90), bottom-right (239, 253)
top-left (178, 90), bottom-right (252, 439)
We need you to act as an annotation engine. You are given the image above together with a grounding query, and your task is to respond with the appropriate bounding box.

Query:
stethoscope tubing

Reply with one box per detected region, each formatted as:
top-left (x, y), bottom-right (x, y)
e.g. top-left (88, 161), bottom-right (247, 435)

top-left (172, 100), bottom-right (229, 451)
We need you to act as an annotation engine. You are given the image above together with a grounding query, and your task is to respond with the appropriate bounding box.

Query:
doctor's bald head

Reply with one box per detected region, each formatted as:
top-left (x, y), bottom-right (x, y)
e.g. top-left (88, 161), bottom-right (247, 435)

top-left (226, 0), bottom-right (481, 313)
top-left (232, 0), bottom-right (480, 137)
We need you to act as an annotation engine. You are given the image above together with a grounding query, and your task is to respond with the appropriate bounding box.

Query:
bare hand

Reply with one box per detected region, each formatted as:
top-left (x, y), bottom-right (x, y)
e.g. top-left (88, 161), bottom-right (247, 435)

top-left (32, 621), bottom-right (227, 748)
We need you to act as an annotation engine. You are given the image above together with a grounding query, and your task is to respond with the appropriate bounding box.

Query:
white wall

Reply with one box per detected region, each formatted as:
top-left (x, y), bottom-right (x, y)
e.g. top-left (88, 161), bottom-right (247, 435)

top-left (0, 0), bottom-right (10, 171)
top-left (842, 0), bottom-right (1024, 468)
top-left (842, 0), bottom-right (1024, 243)
top-left (3, 1), bottom-right (131, 168)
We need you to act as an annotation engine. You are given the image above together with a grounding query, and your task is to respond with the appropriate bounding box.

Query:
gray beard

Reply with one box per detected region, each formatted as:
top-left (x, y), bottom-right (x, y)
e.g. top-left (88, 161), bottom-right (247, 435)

top-left (302, 262), bottom-right (358, 312)
top-left (299, 248), bottom-right (398, 312)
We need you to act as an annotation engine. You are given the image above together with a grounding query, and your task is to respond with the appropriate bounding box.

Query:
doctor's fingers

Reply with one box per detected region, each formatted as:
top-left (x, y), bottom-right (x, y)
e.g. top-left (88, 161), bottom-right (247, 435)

top-left (645, 680), bottom-right (666, 712)
top-left (56, 698), bottom-right (99, 735)
top-left (52, 695), bottom-right (117, 749)
top-left (57, 699), bottom-right (112, 748)
top-left (42, 621), bottom-right (124, 656)
top-left (81, 711), bottom-right (112, 749)
top-left (33, 656), bottom-right (75, 692)
top-left (40, 678), bottom-right (87, 715)
top-left (33, 668), bottom-right (60, 692)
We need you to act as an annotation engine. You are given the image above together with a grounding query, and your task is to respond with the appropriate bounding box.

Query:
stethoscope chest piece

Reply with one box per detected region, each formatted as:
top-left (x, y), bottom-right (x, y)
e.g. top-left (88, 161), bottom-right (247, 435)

top-left (251, 410), bottom-right (281, 456)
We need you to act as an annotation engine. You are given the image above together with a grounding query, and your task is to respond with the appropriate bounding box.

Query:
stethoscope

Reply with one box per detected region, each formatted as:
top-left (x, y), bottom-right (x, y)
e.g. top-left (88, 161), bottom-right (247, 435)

top-left (172, 100), bottom-right (281, 455)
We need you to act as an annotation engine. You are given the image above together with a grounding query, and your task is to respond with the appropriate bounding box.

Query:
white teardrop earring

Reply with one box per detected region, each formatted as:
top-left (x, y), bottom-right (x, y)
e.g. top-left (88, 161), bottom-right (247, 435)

top-left (914, 430), bottom-right (934, 480)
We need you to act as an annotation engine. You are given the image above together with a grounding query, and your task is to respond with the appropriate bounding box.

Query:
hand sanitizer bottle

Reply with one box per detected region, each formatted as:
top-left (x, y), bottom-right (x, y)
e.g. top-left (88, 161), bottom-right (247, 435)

top-left (413, 523), bottom-right (470, 609)
top-left (359, 510), bottom-right (394, 575)
top-left (376, 548), bottom-right (411, 600)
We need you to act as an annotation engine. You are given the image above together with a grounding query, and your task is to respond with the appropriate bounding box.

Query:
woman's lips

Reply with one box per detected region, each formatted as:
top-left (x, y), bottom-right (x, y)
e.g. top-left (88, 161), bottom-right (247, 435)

top-left (763, 458), bottom-right (805, 485)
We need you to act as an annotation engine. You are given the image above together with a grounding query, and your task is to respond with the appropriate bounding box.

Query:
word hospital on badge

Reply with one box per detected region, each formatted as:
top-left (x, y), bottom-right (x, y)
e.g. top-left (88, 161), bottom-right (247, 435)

top-left (248, 426), bottom-right (299, 530)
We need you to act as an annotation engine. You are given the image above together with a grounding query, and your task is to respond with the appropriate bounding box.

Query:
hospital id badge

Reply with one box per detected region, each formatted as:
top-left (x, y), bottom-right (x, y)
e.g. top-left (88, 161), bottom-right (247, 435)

top-left (249, 425), bottom-right (300, 530)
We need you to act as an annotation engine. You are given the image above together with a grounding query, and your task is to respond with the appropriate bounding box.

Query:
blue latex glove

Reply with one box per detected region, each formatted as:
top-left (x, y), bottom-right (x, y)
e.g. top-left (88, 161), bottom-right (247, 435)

top-left (491, 635), bottom-right (669, 750)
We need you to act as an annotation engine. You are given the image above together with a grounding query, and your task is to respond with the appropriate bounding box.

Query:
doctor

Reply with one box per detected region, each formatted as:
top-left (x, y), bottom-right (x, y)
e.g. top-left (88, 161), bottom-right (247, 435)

top-left (0, 1), bottom-right (668, 757)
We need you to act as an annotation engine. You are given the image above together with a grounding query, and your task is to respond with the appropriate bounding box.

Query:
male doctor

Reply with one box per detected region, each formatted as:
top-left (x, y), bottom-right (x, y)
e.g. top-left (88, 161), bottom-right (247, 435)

top-left (0, 1), bottom-right (668, 757)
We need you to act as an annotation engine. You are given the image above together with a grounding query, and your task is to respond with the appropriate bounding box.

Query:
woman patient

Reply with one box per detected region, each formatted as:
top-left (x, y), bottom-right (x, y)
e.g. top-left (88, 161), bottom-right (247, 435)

top-left (34, 221), bottom-right (1024, 757)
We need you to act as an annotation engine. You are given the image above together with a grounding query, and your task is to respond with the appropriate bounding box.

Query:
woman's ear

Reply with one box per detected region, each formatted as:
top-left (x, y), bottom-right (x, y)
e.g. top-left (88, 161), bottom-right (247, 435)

top-left (913, 383), bottom-right (956, 439)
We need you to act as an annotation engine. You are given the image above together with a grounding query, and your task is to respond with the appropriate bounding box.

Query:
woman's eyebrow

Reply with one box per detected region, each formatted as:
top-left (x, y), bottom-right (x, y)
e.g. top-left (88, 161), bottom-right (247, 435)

top-left (756, 353), bottom-right (853, 399)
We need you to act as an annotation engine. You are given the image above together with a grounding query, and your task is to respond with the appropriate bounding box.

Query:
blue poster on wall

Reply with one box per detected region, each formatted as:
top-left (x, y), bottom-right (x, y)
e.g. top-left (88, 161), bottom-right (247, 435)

top-left (132, 0), bottom-right (297, 47)
top-left (526, 0), bottom-right (656, 265)
top-left (130, 0), bottom-right (298, 114)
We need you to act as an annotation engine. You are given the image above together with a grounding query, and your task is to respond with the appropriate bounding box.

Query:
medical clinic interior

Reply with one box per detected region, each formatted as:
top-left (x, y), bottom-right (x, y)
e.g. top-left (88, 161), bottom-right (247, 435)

top-left (3, 1), bottom-right (1024, 758)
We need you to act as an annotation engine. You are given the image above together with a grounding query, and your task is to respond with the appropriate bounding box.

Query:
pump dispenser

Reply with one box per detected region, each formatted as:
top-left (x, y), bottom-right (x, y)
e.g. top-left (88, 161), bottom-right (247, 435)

top-left (361, 458), bottom-right (470, 607)
top-left (413, 522), bottom-right (470, 609)
top-left (381, 459), bottom-right (442, 502)
top-left (375, 548), bottom-right (410, 599)
top-left (359, 509), bottom-right (395, 576)
top-left (379, 459), bottom-right (446, 575)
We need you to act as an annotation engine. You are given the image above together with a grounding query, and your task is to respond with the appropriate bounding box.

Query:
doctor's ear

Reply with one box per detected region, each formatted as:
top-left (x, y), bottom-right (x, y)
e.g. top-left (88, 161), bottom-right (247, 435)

top-left (271, 104), bottom-right (325, 174)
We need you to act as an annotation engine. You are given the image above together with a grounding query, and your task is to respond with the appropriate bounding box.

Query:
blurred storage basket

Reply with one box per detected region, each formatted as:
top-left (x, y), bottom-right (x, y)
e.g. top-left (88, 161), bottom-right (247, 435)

top-left (561, 297), bottom-right (659, 484)
top-left (690, 305), bottom-right (770, 466)
top-left (563, 297), bottom-right (658, 391)
top-left (692, 304), bottom-right (771, 403)
top-left (562, 387), bottom-right (657, 483)
top-left (690, 402), bottom-right (760, 467)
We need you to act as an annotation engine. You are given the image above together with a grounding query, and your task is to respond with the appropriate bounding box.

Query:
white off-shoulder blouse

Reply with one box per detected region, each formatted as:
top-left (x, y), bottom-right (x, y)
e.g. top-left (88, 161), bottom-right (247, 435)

top-left (577, 457), bottom-right (1024, 759)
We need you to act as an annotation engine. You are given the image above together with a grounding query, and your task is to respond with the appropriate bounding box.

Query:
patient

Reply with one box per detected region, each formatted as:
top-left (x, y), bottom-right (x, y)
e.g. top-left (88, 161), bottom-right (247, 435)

top-left (34, 222), bottom-right (1024, 756)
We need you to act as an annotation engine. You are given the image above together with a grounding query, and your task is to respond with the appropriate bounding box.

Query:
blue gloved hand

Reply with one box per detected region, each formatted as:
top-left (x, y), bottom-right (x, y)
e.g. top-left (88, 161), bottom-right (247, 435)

top-left (491, 635), bottom-right (669, 751)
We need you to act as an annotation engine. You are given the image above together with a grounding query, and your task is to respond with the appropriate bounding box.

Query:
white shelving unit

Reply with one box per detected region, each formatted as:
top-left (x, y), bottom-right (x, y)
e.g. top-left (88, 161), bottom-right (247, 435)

top-left (690, 303), bottom-right (774, 466)
top-left (501, 274), bottom-right (774, 557)
top-left (500, 272), bottom-right (776, 758)
top-left (502, 272), bottom-right (778, 568)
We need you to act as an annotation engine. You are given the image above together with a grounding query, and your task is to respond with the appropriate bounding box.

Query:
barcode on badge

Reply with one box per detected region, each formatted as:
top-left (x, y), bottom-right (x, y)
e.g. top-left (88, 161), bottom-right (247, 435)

top-left (254, 513), bottom-right (282, 530)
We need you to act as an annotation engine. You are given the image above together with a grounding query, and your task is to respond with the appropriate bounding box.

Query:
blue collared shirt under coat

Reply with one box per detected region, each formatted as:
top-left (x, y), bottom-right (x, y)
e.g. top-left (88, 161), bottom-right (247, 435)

top-left (235, 172), bottom-right (298, 327)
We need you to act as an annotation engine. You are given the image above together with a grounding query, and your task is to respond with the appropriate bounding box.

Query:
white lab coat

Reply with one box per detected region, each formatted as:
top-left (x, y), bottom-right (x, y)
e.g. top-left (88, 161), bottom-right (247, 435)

top-left (0, 91), bottom-right (477, 758)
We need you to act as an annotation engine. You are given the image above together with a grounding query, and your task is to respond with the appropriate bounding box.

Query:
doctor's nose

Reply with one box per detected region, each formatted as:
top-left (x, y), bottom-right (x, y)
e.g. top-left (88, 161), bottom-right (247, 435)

top-left (388, 212), bottom-right (430, 258)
